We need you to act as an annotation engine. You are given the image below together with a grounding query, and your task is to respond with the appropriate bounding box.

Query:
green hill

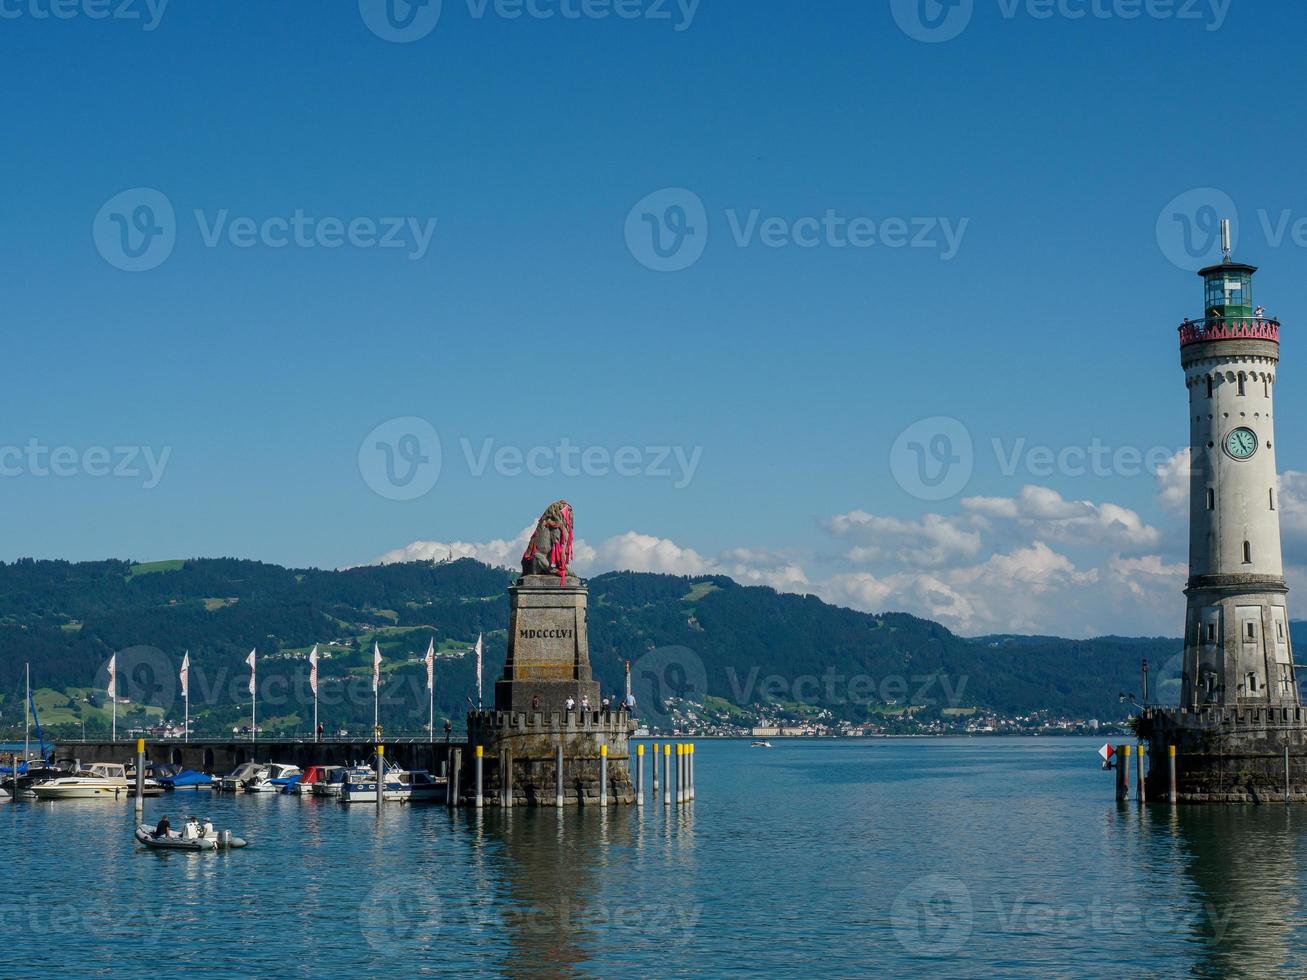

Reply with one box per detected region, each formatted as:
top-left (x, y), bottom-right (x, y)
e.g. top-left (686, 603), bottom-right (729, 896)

top-left (0, 556), bottom-right (1185, 737)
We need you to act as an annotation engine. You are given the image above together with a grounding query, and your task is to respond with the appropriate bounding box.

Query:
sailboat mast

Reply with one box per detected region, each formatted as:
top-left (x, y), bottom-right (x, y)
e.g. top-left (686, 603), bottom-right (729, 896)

top-left (24, 663), bottom-right (30, 763)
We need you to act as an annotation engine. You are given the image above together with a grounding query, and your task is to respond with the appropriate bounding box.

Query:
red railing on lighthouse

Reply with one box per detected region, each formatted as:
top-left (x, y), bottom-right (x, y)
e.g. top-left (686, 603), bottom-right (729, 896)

top-left (1179, 317), bottom-right (1280, 348)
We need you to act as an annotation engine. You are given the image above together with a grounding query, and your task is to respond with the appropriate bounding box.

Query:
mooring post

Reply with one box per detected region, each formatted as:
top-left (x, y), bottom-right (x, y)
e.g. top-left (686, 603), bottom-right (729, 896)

top-left (475, 745), bottom-right (483, 809)
top-left (663, 743), bottom-right (671, 806)
top-left (505, 749), bottom-right (513, 810)
top-left (689, 743), bottom-right (695, 801)
top-left (554, 743), bottom-right (564, 808)
top-left (1116, 744), bottom-right (1129, 802)
top-left (449, 748), bottom-right (460, 809)
top-left (134, 738), bottom-right (145, 814)
top-left (1286, 744), bottom-right (1291, 804)
top-left (636, 743), bottom-right (644, 807)
top-left (1137, 742), bottom-right (1146, 804)
top-left (600, 743), bottom-right (608, 807)
top-left (376, 745), bottom-right (385, 809)
top-left (678, 744), bottom-right (686, 805)
top-left (652, 742), bottom-right (659, 793)
top-left (1168, 745), bottom-right (1177, 805)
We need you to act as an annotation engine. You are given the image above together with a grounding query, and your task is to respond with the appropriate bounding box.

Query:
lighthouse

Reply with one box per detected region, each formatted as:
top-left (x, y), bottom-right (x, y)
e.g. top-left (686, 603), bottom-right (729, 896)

top-left (1145, 221), bottom-right (1306, 803)
top-left (1179, 221), bottom-right (1296, 709)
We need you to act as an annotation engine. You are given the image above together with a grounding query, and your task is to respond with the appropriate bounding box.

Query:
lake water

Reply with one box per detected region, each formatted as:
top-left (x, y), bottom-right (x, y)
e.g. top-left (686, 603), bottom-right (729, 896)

top-left (4, 737), bottom-right (1306, 978)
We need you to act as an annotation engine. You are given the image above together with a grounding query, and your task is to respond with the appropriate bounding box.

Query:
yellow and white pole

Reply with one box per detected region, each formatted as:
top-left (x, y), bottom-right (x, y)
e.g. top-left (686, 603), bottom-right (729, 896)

top-left (663, 743), bottom-right (671, 806)
top-left (475, 745), bottom-right (483, 809)
top-left (600, 744), bottom-right (608, 807)
top-left (636, 743), bottom-right (645, 807)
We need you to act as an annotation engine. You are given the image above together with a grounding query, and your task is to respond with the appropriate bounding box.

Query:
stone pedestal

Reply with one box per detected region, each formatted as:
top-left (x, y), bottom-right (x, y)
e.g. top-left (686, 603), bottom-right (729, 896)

top-left (467, 572), bottom-right (635, 806)
top-left (495, 573), bottom-right (600, 714)
top-left (1143, 706), bottom-right (1307, 803)
top-left (462, 709), bottom-right (636, 807)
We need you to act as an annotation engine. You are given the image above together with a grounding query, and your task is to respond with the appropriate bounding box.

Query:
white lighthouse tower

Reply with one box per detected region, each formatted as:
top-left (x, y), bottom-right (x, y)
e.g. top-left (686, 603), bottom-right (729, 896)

top-left (1180, 221), bottom-right (1297, 709)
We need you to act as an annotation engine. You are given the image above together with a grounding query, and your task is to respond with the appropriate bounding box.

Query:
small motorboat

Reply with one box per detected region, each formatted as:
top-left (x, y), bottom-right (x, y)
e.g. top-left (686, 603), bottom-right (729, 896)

top-left (338, 766), bottom-right (409, 804)
top-left (314, 766), bottom-right (354, 798)
top-left (243, 763), bottom-right (301, 793)
top-left (136, 824), bottom-right (217, 851)
top-left (32, 764), bottom-right (130, 800)
top-left (136, 820), bottom-right (249, 850)
top-left (751, 740), bottom-right (773, 749)
top-left (217, 763), bottom-right (266, 792)
top-left (291, 765), bottom-right (337, 795)
top-left (400, 770), bottom-right (447, 804)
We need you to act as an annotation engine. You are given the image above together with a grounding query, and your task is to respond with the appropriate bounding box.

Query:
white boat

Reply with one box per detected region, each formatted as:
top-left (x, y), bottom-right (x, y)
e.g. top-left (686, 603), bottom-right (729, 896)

top-left (338, 767), bottom-right (409, 804)
top-left (243, 763), bottom-right (302, 793)
top-left (217, 763), bottom-right (266, 792)
top-left (399, 770), bottom-right (447, 804)
top-left (313, 767), bottom-right (351, 798)
top-left (31, 763), bottom-right (130, 800)
top-left (751, 740), bottom-right (773, 748)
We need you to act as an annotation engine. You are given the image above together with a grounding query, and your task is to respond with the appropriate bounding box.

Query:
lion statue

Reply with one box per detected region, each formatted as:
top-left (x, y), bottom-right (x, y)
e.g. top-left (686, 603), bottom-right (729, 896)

top-left (521, 500), bottom-right (575, 582)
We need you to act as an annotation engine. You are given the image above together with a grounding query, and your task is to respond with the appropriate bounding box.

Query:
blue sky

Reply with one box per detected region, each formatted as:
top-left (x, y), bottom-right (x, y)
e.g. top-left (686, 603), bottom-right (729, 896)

top-left (5, 0), bottom-right (1307, 636)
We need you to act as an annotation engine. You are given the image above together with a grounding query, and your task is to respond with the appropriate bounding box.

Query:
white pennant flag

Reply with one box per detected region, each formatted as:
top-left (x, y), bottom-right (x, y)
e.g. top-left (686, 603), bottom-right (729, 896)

top-left (372, 642), bottom-right (382, 694)
top-left (107, 653), bottom-right (117, 701)
top-left (246, 649), bottom-right (256, 696)
top-left (425, 638), bottom-right (435, 693)
top-left (474, 633), bottom-right (483, 703)
top-left (308, 644), bottom-right (319, 696)
top-left (179, 652), bottom-right (190, 698)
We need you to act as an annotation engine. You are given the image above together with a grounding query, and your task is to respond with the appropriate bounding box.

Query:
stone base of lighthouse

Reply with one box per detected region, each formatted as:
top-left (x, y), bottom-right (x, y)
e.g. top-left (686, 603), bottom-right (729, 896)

top-left (460, 710), bottom-right (637, 807)
top-left (1142, 707), bottom-right (1307, 803)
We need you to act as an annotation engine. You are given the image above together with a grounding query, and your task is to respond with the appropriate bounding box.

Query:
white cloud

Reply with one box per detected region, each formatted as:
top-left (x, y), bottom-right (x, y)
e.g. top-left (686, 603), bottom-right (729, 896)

top-left (370, 481), bottom-right (1195, 638)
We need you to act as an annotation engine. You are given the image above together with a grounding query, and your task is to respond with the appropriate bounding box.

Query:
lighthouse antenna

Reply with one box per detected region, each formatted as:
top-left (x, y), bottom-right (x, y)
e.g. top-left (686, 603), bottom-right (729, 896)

top-left (1220, 218), bottom-right (1232, 263)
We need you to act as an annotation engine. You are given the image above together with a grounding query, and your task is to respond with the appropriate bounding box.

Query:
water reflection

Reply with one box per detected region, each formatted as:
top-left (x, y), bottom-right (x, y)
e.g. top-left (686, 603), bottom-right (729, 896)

top-left (1162, 806), bottom-right (1307, 978)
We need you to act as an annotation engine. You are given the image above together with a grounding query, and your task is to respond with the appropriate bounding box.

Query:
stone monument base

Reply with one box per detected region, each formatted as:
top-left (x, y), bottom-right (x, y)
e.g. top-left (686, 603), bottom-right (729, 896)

top-left (462, 709), bottom-right (637, 807)
top-left (1143, 706), bottom-right (1307, 803)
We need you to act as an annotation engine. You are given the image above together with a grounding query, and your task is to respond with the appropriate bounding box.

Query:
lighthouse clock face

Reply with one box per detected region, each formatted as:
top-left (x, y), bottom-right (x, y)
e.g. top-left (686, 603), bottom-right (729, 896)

top-left (1225, 427), bottom-right (1258, 460)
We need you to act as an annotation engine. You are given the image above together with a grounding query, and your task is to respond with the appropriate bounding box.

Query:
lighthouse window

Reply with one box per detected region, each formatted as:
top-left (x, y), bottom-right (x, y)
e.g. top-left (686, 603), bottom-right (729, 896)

top-left (1271, 488), bottom-right (1276, 511)
top-left (1247, 622), bottom-right (1257, 640)
top-left (1238, 374), bottom-right (1246, 396)
top-left (1279, 622), bottom-right (1285, 641)
top-left (1207, 488), bottom-right (1215, 510)
top-left (1206, 377), bottom-right (1213, 398)
top-left (1207, 624), bottom-right (1216, 644)
top-left (1243, 541), bottom-right (1252, 564)
top-left (1265, 379), bottom-right (1270, 398)
top-left (1248, 673), bottom-right (1257, 693)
